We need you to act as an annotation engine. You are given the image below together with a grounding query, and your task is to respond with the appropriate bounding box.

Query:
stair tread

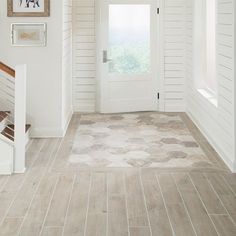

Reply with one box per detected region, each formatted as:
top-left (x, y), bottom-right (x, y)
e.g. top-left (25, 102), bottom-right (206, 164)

top-left (0, 111), bottom-right (9, 123)
top-left (1, 124), bottom-right (31, 141)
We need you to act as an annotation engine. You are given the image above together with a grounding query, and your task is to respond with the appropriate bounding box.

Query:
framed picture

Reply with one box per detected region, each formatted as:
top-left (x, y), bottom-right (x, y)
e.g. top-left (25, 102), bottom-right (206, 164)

top-left (7, 0), bottom-right (50, 17)
top-left (11, 23), bottom-right (47, 47)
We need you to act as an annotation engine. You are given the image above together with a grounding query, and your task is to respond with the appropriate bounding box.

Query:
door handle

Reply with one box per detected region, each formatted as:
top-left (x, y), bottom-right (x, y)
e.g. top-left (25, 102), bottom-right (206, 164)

top-left (103, 50), bottom-right (112, 63)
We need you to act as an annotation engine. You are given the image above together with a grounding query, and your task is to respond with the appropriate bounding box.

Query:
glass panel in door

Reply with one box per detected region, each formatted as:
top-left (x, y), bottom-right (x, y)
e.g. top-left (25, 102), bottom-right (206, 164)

top-left (108, 5), bottom-right (151, 75)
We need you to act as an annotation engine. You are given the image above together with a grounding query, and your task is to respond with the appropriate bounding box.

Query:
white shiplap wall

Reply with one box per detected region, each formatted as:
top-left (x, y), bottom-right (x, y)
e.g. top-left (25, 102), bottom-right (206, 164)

top-left (62, 0), bottom-right (73, 127)
top-left (186, 0), bottom-right (235, 171)
top-left (73, 0), bottom-right (187, 112)
top-left (72, 0), bottom-right (96, 112)
top-left (185, 0), bottom-right (193, 94)
top-left (163, 0), bottom-right (186, 111)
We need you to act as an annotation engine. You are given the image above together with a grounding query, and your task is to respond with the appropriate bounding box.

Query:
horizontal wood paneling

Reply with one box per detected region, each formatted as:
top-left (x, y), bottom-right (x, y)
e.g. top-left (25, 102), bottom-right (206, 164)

top-left (186, 0), bottom-right (235, 170)
top-left (164, 0), bottom-right (186, 111)
top-left (73, 0), bottom-right (96, 112)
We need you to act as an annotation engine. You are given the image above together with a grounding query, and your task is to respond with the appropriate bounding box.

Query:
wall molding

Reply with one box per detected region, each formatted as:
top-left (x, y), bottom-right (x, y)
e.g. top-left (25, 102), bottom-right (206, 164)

top-left (187, 110), bottom-right (235, 172)
top-left (73, 104), bottom-right (95, 113)
top-left (14, 167), bottom-right (26, 174)
top-left (30, 109), bottom-right (73, 138)
top-left (30, 127), bottom-right (65, 138)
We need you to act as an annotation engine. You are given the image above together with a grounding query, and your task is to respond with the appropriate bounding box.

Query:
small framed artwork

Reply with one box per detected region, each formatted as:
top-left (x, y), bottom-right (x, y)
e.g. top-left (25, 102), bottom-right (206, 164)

top-left (7, 0), bottom-right (50, 17)
top-left (11, 23), bottom-right (47, 47)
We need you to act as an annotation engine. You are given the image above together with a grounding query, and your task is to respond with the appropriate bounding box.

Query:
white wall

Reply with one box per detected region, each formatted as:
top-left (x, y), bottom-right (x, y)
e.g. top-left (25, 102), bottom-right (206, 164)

top-left (186, 0), bottom-right (236, 172)
top-left (0, 0), bottom-right (72, 137)
top-left (163, 0), bottom-right (186, 111)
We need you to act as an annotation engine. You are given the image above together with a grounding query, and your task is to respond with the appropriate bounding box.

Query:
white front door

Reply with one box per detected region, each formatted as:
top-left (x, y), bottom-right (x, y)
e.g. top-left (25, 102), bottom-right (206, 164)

top-left (97, 0), bottom-right (160, 113)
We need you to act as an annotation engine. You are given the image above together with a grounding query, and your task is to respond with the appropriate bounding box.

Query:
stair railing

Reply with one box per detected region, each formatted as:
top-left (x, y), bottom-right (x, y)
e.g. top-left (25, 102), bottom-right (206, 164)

top-left (0, 61), bottom-right (27, 173)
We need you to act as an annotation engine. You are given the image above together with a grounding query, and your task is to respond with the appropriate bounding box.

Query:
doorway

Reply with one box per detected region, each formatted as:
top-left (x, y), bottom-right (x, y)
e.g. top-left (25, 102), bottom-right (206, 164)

top-left (96, 0), bottom-right (160, 113)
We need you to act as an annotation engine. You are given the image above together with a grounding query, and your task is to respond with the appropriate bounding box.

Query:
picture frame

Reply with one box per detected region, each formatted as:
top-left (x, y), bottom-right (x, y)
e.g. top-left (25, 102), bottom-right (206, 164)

top-left (7, 0), bottom-right (50, 17)
top-left (11, 23), bottom-right (47, 47)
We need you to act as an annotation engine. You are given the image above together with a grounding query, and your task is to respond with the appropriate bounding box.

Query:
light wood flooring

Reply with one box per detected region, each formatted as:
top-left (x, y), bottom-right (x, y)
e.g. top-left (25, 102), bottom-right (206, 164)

top-left (0, 113), bottom-right (235, 236)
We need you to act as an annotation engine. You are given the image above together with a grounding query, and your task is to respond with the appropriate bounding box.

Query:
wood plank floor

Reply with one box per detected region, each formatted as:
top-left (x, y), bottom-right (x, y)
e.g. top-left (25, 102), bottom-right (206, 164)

top-left (0, 113), bottom-right (236, 236)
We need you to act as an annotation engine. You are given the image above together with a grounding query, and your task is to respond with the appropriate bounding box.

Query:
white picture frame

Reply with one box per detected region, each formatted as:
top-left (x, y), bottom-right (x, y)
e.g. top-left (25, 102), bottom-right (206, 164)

top-left (11, 23), bottom-right (47, 47)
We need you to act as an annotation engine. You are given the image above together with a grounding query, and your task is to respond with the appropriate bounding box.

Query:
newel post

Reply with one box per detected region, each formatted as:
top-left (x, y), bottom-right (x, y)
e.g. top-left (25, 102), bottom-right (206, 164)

top-left (14, 64), bottom-right (27, 173)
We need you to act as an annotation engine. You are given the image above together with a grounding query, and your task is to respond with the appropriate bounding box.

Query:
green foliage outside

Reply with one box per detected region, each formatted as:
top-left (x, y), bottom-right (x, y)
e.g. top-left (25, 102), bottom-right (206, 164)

top-left (108, 44), bottom-right (150, 74)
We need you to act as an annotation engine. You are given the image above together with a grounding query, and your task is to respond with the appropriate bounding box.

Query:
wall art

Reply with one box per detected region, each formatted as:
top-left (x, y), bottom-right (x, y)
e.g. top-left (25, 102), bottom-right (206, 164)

top-left (11, 23), bottom-right (47, 47)
top-left (8, 0), bottom-right (50, 17)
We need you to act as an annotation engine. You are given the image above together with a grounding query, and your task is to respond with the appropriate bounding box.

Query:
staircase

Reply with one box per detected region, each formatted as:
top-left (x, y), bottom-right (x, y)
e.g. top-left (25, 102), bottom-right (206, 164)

top-left (0, 61), bottom-right (30, 175)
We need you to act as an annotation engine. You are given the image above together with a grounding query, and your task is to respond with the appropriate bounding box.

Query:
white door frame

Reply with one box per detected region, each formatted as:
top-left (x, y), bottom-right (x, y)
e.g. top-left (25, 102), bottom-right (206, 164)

top-left (95, 0), bottom-right (165, 112)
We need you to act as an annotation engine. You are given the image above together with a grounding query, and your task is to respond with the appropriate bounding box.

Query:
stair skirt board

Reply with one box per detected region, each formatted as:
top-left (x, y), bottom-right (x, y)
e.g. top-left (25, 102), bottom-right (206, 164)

top-left (0, 140), bottom-right (14, 175)
top-left (0, 111), bottom-right (31, 174)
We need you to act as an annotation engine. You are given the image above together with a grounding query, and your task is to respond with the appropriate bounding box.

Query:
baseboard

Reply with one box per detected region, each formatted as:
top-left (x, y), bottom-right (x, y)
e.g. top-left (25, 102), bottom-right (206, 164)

top-left (30, 127), bottom-right (65, 138)
top-left (187, 110), bottom-right (235, 172)
top-left (14, 167), bottom-right (26, 174)
top-left (30, 109), bottom-right (73, 138)
top-left (165, 104), bottom-right (186, 112)
top-left (73, 104), bottom-right (96, 113)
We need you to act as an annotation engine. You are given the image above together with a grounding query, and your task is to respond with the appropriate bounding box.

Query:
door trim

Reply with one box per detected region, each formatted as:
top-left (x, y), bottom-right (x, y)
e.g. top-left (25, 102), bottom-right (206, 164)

top-left (95, 0), bottom-right (165, 112)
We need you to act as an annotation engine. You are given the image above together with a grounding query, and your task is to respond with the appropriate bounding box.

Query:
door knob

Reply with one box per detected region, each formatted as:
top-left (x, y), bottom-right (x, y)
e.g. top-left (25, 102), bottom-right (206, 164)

top-left (103, 50), bottom-right (112, 63)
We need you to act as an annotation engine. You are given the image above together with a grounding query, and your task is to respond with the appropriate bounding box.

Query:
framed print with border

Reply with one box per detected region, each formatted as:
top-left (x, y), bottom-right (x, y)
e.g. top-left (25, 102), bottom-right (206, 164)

top-left (8, 0), bottom-right (50, 17)
top-left (11, 23), bottom-right (47, 47)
